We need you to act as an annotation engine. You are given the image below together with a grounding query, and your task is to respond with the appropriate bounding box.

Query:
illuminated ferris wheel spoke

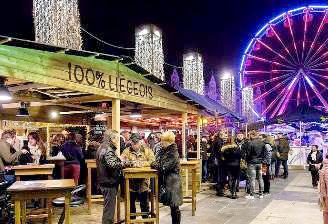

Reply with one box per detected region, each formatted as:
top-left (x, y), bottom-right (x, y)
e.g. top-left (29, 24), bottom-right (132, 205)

top-left (304, 10), bottom-right (328, 63)
top-left (270, 88), bottom-right (290, 118)
top-left (308, 75), bottom-right (327, 89)
top-left (286, 15), bottom-right (300, 64)
top-left (308, 51), bottom-right (328, 68)
top-left (304, 75), bottom-right (328, 108)
top-left (302, 10), bottom-right (309, 61)
top-left (305, 37), bottom-right (328, 66)
top-left (253, 77), bottom-right (292, 102)
top-left (261, 84), bottom-right (289, 116)
top-left (297, 81), bottom-right (301, 106)
top-left (277, 76), bottom-right (300, 115)
top-left (244, 69), bottom-right (293, 74)
top-left (310, 68), bottom-right (328, 72)
top-left (302, 77), bottom-right (311, 106)
top-left (269, 25), bottom-right (298, 64)
top-left (246, 54), bottom-right (295, 69)
top-left (251, 73), bottom-right (292, 88)
top-left (309, 59), bottom-right (328, 69)
top-left (310, 72), bottom-right (328, 80)
top-left (257, 39), bottom-right (295, 66)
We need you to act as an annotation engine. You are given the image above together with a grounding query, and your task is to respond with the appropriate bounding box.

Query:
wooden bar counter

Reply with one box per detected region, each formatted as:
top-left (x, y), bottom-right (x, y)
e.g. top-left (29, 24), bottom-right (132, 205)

top-left (8, 179), bottom-right (75, 224)
top-left (180, 160), bottom-right (199, 216)
top-left (123, 168), bottom-right (159, 224)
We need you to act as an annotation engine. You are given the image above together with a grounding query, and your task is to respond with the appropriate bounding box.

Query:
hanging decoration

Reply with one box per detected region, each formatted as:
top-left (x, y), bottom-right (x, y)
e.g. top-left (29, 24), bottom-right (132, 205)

top-left (135, 24), bottom-right (165, 80)
top-left (170, 68), bottom-right (180, 89)
top-left (33, 0), bottom-right (83, 50)
top-left (183, 52), bottom-right (204, 95)
top-left (242, 86), bottom-right (254, 122)
top-left (220, 75), bottom-right (236, 111)
top-left (206, 75), bottom-right (218, 101)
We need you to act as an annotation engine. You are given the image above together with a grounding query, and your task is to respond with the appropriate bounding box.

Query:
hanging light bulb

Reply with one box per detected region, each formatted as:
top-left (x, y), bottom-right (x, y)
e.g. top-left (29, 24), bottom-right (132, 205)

top-left (0, 78), bottom-right (12, 102)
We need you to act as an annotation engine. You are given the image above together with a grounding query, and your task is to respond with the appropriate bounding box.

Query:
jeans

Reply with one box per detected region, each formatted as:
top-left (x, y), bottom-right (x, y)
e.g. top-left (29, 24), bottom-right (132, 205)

top-left (276, 160), bottom-right (288, 177)
top-left (100, 186), bottom-right (118, 224)
top-left (270, 160), bottom-right (276, 176)
top-left (262, 164), bottom-right (270, 193)
top-left (248, 163), bottom-right (263, 195)
top-left (202, 160), bottom-right (208, 181)
top-left (216, 164), bottom-right (227, 195)
top-left (310, 168), bottom-right (319, 187)
top-left (170, 206), bottom-right (181, 224)
top-left (130, 192), bottom-right (150, 219)
top-left (226, 165), bottom-right (240, 196)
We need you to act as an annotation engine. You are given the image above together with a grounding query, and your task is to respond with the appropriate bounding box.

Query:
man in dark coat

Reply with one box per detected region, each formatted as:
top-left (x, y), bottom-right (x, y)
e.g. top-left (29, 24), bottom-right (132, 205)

top-left (276, 133), bottom-right (290, 179)
top-left (96, 130), bottom-right (123, 224)
top-left (246, 131), bottom-right (265, 199)
top-left (120, 130), bottom-right (131, 154)
top-left (214, 131), bottom-right (226, 196)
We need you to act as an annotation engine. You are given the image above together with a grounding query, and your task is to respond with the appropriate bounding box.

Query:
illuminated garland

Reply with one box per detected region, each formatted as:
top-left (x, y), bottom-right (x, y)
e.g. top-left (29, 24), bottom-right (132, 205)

top-left (242, 86), bottom-right (254, 122)
top-left (220, 77), bottom-right (236, 111)
top-left (183, 52), bottom-right (204, 94)
top-left (33, 0), bottom-right (82, 50)
top-left (135, 25), bottom-right (164, 80)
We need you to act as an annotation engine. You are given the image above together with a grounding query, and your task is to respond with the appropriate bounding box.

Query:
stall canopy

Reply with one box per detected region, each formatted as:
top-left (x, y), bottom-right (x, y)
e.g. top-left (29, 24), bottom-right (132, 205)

top-left (177, 88), bottom-right (243, 120)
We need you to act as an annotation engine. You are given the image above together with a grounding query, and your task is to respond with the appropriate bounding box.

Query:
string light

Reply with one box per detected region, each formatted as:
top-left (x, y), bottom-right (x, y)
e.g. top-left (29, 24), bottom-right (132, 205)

top-left (135, 24), bottom-right (165, 80)
top-left (33, 0), bottom-right (82, 50)
top-left (242, 86), bottom-right (254, 122)
top-left (183, 52), bottom-right (204, 94)
top-left (220, 72), bottom-right (236, 111)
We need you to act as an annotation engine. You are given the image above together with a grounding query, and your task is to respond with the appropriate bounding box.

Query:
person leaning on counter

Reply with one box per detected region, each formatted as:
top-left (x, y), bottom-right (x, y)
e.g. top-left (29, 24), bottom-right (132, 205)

top-left (96, 129), bottom-right (123, 224)
top-left (121, 133), bottom-right (155, 220)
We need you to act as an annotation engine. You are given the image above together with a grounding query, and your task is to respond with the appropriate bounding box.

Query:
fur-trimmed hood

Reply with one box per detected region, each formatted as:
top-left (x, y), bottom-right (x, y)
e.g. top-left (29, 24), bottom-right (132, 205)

top-left (221, 143), bottom-right (238, 152)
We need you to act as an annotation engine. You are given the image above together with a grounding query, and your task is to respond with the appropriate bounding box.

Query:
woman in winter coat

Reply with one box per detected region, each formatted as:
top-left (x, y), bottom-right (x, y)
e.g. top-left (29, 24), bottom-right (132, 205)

top-left (221, 136), bottom-right (241, 199)
top-left (152, 131), bottom-right (183, 224)
top-left (307, 144), bottom-right (323, 188)
top-left (319, 156), bottom-right (328, 224)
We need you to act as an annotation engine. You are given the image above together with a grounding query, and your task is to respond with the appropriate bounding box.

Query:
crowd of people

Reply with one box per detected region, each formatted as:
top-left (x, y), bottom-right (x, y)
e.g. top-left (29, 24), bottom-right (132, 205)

top-left (1, 127), bottom-right (327, 224)
top-left (197, 130), bottom-right (293, 199)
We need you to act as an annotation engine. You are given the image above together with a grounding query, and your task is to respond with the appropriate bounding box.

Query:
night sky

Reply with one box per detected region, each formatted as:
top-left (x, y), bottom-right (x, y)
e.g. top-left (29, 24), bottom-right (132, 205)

top-left (0, 0), bottom-right (325, 81)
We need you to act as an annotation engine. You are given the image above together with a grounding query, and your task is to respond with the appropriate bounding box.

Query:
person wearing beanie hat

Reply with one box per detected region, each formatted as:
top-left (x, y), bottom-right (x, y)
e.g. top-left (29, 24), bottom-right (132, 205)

top-left (121, 132), bottom-right (155, 220)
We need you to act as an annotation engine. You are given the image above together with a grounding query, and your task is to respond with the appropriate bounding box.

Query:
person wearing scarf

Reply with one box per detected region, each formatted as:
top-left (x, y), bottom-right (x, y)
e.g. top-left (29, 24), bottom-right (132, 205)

top-left (308, 144), bottom-right (323, 188)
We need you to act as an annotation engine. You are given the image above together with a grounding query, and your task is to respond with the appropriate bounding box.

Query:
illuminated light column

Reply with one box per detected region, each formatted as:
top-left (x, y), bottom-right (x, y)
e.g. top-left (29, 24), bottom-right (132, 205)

top-left (135, 24), bottom-right (165, 80)
top-left (220, 72), bottom-right (236, 111)
top-left (183, 52), bottom-right (204, 94)
top-left (33, 0), bottom-right (82, 50)
top-left (242, 86), bottom-right (254, 122)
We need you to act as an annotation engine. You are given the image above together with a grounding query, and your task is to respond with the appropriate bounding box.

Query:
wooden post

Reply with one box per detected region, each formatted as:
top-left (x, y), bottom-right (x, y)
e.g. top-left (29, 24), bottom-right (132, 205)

top-left (182, 113), bottom-right (188, 160)
top-left (196, 116), bottom-right (201, 160)
top-left (112, 99), bottom-right (120, 155)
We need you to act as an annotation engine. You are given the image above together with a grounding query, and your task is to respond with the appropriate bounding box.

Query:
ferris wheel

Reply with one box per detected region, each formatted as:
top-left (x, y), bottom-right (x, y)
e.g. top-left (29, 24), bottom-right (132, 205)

top-left (240, 5), bottom-right (328, 119)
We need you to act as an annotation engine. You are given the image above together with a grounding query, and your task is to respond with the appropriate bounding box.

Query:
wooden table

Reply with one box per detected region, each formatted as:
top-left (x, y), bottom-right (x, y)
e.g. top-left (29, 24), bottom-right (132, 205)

top-left (8, 179), bottom-right (75, 224)
top-left (180, 160), bottom-right (199, 216)
top-left (12, 164), bottom-right (55, 181)
top-left (47, 157), bottom-right (66, 178)
top-left (123, 168), bottom-right (159, 224)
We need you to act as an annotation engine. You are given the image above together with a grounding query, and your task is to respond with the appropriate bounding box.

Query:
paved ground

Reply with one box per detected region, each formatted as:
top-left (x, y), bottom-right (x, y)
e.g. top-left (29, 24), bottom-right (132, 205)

top-left (50, 170), bottom-right (322, 224)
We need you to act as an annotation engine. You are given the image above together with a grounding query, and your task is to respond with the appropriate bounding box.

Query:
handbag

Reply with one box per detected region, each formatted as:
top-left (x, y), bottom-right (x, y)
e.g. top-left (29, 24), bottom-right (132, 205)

top-left (159, 175), bottom-right (171, 205)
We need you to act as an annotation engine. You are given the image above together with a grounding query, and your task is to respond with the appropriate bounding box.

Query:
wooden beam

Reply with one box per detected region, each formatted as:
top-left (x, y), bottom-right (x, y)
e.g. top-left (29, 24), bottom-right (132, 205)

top-left (197, 116), bottom-right (201, 160)
top-left (112, 99), bottom-right (120, 155)
top-left (182, 112), bottom-right (188, 160)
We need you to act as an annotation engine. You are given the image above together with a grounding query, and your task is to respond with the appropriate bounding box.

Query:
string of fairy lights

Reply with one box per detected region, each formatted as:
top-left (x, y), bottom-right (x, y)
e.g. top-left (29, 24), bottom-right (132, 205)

top-left (32, 0), bottom-right (254, 121)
